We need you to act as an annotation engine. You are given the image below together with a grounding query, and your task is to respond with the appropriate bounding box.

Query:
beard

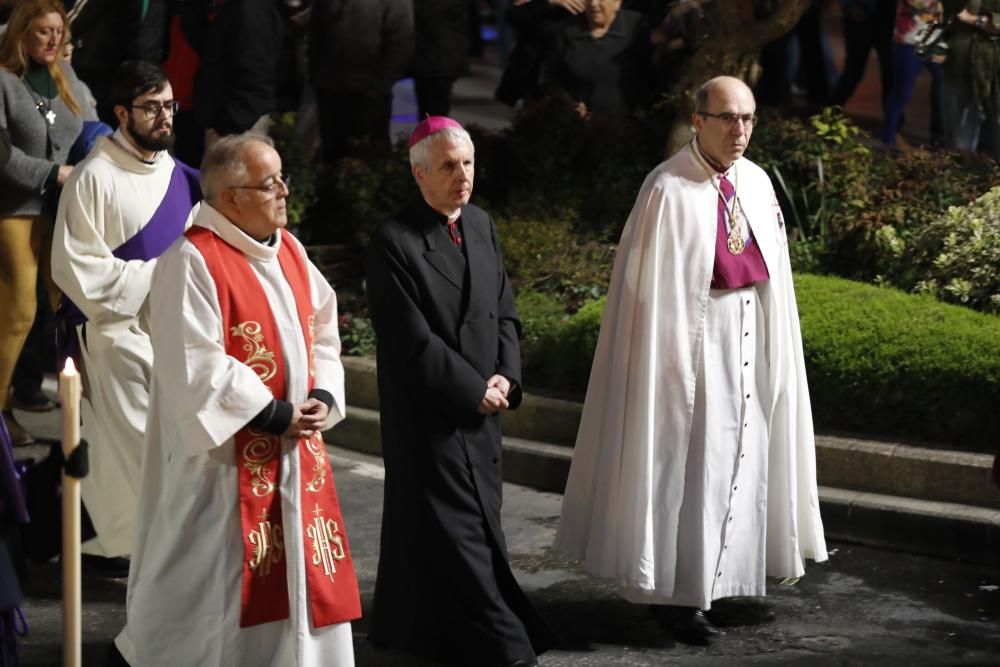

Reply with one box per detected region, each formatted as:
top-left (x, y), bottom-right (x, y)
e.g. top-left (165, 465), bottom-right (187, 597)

top-left (127, 114), bottom-right (176, 152)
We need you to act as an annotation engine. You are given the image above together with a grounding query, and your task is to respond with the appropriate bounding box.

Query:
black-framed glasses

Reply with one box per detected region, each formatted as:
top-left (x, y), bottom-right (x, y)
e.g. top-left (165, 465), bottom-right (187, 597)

top-left (697, 111), bottom-right (758, 129)
top-left (228, 172), bottom-right (291, 196)
top-left (131, 100), bottom-right (180, 120)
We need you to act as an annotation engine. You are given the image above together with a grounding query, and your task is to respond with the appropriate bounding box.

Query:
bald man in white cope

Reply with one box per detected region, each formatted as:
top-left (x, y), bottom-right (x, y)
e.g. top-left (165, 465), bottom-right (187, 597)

top-left (555, 76), bottom-right (828, 643)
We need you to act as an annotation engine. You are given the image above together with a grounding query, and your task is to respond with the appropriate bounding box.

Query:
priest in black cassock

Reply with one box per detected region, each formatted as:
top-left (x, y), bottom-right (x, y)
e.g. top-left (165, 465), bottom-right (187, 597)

top-left (365, 116), bottom-right (553, 667)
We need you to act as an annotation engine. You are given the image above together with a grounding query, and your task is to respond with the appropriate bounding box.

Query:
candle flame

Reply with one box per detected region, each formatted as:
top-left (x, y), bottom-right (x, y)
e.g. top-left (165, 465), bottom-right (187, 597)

top-left (63, 357), bottom-right (77, 375)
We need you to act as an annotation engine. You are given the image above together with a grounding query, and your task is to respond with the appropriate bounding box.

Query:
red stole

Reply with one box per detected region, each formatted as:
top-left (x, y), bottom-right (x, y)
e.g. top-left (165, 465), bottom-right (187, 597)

top-left (186, 226), bottom-right (361, 629)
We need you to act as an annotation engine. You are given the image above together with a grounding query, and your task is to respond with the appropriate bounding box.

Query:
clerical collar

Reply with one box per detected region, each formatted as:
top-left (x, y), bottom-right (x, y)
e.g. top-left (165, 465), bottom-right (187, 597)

top-left (111, 127), bottom-right (161, 165)
top-left (694, 138), bottom-right (730, 174)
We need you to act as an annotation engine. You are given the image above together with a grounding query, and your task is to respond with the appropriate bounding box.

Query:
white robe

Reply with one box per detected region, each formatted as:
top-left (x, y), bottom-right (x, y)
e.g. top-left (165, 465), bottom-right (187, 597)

top-left (115, 205), bottom-right (353, 667)
top-left (51, 132), bottom-right (196, 557)
top-left (554, 146), bottom-right (828, 608)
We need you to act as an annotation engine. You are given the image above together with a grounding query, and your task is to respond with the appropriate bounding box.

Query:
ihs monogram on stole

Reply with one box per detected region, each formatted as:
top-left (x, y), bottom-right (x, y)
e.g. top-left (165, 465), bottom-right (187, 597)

top-left (307, 504), bottom-right (346, 581)
top-left (248, 508), bottom-right (284, 576)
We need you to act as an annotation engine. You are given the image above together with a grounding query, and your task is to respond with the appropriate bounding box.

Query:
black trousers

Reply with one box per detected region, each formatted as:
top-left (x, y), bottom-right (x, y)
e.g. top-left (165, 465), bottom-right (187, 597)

top-left (828, 0), bottom-right (896, 110)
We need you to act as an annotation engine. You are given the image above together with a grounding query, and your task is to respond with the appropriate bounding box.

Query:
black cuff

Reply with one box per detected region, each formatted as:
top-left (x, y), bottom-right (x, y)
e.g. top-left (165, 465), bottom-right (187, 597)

top-left (505, 377), bottom-right (523, 410)
top-left (248, 399), bottom-right (294, 435)
top-left (308, 389), bottom-right (334, 410)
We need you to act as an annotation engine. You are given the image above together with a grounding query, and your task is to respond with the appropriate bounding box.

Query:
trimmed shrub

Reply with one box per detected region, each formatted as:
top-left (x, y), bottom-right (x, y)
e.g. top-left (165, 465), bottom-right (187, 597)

top-left (795, 274), bottom-right (1000, 447)
top-left (518, 274), bottom-right (1000, 447)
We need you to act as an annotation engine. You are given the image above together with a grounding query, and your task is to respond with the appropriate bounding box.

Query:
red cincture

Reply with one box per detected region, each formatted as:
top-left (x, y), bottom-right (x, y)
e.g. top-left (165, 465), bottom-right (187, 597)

top-left (186, 226), bottom-right (361, 629)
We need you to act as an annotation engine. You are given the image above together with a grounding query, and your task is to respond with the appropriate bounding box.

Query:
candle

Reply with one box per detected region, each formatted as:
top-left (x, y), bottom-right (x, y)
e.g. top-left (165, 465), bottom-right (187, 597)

top-left (59, 357), bottom-right (82, 667)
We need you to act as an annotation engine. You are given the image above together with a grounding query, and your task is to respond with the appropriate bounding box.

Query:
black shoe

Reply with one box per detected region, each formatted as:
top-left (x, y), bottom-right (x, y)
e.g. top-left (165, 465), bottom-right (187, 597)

top-left (82, 554), bottom-right (130, 578)
top-left (650, 605), bottom-right (723, 644)
top-left (672, 609), bottom-right (723, 644)
top-left (503, 661), bottom-right (537, 667)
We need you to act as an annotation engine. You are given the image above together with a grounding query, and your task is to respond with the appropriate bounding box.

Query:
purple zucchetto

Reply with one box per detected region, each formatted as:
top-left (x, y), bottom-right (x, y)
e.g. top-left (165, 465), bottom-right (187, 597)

top-left (407, 115), bottom-right (465, 149)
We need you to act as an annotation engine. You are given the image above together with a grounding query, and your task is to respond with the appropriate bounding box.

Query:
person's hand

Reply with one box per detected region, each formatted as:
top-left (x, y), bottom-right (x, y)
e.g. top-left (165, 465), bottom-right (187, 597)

top-left (486, 374), bottom-right (512, 398)
top-left (478, 386), bottom-right (510, 415)
top-left (283, 398), bottom-right (330, 439)
top-left (574, 101), bottom-right (591, 120)
top-left (57, 164), bottom-right (73, 186)
top-left (550, 0), bottom-right (586, 14)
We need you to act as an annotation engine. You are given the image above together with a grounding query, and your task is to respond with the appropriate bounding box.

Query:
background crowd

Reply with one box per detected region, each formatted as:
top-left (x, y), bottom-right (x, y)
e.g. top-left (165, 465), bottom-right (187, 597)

top-left (2, 0), bottom-right (999, 449)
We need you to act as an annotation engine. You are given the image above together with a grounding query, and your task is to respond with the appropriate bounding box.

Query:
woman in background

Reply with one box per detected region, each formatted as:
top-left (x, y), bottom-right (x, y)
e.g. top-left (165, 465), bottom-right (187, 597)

top-left (0, 0), bottom-right (95, 445)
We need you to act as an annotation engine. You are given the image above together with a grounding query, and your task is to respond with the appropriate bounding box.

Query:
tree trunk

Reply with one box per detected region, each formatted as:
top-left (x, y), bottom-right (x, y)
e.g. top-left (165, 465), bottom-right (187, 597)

top-left (664, 0), bottom-right (813, 156)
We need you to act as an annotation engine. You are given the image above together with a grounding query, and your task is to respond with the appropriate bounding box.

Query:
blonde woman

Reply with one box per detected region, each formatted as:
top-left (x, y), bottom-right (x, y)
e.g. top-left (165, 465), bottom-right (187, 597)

top-left (0, 0), bottom-right (96, 445)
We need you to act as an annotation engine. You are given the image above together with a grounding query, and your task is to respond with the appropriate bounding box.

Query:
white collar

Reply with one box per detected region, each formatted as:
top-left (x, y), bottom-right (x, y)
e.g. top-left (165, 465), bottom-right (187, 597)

top-left (194, 203), bottom-right (281, 262)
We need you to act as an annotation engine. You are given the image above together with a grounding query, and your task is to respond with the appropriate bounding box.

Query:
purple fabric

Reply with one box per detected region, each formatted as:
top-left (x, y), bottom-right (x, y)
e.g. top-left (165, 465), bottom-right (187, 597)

top-left (0, 415), bottom-right (29, 524)
top-left (710, 174), bottom-right (770, 289)
top-left (56, 160), bottom-right (201, 359)
top-left (110, 160), bottom-right (201, 261)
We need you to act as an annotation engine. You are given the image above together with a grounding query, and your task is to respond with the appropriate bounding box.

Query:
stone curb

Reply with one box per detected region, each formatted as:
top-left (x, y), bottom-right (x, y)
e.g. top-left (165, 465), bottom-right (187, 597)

top-left (331, 357), bottom-right (1000, 566)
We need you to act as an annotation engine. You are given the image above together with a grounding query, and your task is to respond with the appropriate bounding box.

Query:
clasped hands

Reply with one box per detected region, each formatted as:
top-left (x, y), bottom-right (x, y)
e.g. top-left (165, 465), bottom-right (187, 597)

top-left (479, 374), bottom-right (512, 415)
top-left (283, 398), bottom-right (329, 439)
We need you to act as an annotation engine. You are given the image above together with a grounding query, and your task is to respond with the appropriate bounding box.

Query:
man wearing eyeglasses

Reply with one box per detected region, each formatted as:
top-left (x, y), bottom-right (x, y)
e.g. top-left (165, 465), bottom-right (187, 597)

top-left (556, 75), bottom-right (827, 643)
top-left (51, 60), bottom-right (201, 576)
top-left (108, 132), bottom-right (359, 666)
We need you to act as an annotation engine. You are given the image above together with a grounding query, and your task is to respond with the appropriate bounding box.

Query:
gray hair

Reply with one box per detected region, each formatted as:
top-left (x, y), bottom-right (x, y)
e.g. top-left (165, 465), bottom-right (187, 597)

top-left (408, 127), bottom-right (473, 170)
top-left (200, 133), bottom-right (275, 202)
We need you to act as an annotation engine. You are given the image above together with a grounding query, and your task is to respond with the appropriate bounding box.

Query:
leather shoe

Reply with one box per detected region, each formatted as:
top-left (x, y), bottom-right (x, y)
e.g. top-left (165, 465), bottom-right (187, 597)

top-left (82, 555), bottom-right (130, 579)
top-left (503, 661), bottom-right (537, 667)
top-left (650, 605), bottom-right (723, 644)
top-left (671, 609), bottom-right (723, 644)
top-left (2, 410), bottom-right (35, 447)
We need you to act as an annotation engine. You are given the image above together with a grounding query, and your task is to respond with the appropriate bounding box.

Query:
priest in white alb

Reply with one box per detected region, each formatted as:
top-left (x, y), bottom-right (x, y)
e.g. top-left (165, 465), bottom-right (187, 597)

top-left (51, 61), bottom-right (201, 569)
top-left (555, 76), bottom-right (828, 643)
top-left (113, 133), bottom-right (360, 666)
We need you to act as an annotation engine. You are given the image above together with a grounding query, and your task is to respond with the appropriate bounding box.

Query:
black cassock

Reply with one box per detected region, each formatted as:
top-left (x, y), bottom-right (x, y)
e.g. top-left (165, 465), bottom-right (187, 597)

top-left (365, 198), bottom-right (553, 666)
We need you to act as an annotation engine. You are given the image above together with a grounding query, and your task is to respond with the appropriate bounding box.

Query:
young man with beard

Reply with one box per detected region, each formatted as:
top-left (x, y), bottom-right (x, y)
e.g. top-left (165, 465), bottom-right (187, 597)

top-left (51, 60), bottom-right (201, 574)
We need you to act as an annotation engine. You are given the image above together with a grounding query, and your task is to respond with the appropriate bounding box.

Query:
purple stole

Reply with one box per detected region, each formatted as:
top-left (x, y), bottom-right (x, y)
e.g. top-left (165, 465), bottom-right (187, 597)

top-left (58, 161), bottom-right (202, 357)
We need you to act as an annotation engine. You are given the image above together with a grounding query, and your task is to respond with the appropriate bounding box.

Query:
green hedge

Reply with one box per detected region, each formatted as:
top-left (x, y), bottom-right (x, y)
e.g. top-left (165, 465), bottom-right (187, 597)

top-left (518, 275), bottom-right (1000, 446)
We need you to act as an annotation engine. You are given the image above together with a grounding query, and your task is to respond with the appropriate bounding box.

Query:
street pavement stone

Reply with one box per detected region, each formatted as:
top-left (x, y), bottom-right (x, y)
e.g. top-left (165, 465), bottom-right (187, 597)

top-left (11, 406), bottom-right (1000, 666)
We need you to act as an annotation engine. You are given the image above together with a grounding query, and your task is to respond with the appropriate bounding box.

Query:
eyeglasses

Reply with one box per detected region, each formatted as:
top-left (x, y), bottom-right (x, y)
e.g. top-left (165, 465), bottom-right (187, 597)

top-left (697, 111), bottom-right (758, 129)
top-left (227, 172), bottom-right (291, 196)
top-left (131, 100), bottom-right (181, 120)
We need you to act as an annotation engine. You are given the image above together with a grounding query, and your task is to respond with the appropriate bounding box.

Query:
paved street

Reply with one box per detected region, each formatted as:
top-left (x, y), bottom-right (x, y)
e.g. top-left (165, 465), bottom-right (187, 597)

top-left (10, 398), bottom-right (1000, 666)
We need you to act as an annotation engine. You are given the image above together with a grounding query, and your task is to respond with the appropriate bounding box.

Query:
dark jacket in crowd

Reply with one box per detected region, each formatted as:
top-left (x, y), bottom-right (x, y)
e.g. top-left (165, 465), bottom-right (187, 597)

top-left (545, 8), bottom-right (652, 116)
top-left (411, 0), bottom-right (469, 79)
top-left (193, 0), bottom-right (288, 136)
top-left (495, 0), bottom-right (574, 106)
top-left (308, 0), bottom-right (414, 94)
top-left (365, 198), bottom-right (554, 666)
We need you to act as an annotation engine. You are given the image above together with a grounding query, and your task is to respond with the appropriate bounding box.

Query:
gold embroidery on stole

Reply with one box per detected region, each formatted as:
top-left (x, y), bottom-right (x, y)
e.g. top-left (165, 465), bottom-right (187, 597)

top-left (242, 430), bottom-right (278, 497)
top-left (307, 504), bottom-right (346, 582)
top-left (247, 508), bottom-right (284, 576)
top-left (230, 321), bottom-right (277, 382)
top-left (304, 433), bottom-right (327, 493)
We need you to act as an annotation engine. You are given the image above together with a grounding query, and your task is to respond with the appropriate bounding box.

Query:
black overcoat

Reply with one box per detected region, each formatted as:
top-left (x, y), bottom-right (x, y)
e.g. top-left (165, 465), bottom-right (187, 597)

top-left (365, 198), bottom-right (552, 666)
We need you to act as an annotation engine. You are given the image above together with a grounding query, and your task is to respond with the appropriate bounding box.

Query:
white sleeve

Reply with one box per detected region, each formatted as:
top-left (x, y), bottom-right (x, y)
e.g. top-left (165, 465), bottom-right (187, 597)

top-left (51, 168), bottom-right (156, 321)
top-left (149, 239), bottom-right (274, 457)
top-left (300, 240), bottom-right (345, 430)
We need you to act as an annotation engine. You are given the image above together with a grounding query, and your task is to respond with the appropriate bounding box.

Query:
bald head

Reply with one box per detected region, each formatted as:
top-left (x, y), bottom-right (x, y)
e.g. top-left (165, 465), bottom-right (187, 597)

top-left (694, 76), bottom-right (754, 114)
top-left (691, 76), bottom-right (757, 168)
